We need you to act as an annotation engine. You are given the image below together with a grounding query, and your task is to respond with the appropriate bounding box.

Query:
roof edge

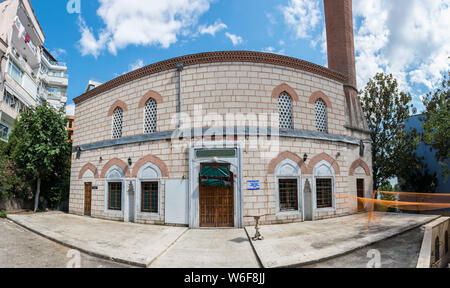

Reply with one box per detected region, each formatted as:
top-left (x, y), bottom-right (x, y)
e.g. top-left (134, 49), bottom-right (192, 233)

top-left (74, 51), bottom-right (347, 105)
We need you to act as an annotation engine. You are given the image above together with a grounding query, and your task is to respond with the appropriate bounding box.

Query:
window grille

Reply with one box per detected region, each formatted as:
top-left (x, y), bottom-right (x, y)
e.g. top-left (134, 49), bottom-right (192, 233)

top-left (445, 231), bottom-right (448, 254)
top-left (279, 179), bottom-right (298, 211)
top-left (279, 92), bottom-right (293, 129)
top-left (112, 108), bottom-right (123, 139)
top-left (141, 182), bottom-right (159, 213)
top-left (108, 182), bottom-right (122, 210)
top-left (316, 178), bottom-right (332, 208)
top-left (435, 236), bottom-right (440, 262)
top-left (144, 99), bottom-right (157, 134)
top-left (315, 99), bottom-right (328, 133)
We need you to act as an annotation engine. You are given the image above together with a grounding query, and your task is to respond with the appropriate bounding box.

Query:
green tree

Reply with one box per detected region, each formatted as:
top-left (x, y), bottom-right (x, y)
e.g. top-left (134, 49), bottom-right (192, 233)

top-left (5, 103), bottom-right (71, 211)
top-left (421, 72), bottom-right (450, 181)
top-left (360, 73), bottom-right (420, 190)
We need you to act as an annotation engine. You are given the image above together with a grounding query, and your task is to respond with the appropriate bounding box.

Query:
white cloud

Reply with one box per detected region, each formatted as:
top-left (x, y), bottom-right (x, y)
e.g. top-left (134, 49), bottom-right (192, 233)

top-left (78, 16), bottom-right (109, 58)
top-left (49, 48), bottom-right (67, 60)
top-left (353, 0), bottom-right (450, 92)
top-left (262, 47), bottom-right (275, 53)
top-left (198, 20), bottom-right (227, 36)
top-left (66, 104), bottom-right (75, 116)
top-left (281, 0), bottom-right (321, 39)
top-left (78, 0), bottom-right (212, 56)
top-left (225, 32), bottom-right (243, 46)
top-left (262, 46), bottom-right (285, 55)
top-left (126, 59), bottom-right (144, 73)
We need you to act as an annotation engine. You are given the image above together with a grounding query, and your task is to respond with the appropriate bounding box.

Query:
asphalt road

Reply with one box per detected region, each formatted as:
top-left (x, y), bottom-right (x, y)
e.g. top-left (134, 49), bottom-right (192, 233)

top-left (303, 227), bottom-right (425, 268)
top-left (0, 218), bottom-right (133, 268)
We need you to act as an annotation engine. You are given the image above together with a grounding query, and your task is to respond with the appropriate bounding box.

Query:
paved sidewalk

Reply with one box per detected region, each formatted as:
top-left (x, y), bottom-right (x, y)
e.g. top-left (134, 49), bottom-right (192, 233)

top-left (245, 212), bottom-right (439, 268)
top-left (0, 219), bottom-right (132, 268)
top-left (8, 212), bottom-right (187, 267)
top-left (7, 211), bottom-right (439, 268)
top-left (150, 229), bottom-right (260, 268)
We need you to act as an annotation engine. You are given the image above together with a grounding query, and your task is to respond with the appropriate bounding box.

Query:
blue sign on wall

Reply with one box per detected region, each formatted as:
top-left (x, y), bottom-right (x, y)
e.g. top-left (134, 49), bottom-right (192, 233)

top-left (247, 180), bottom-right (260, 191)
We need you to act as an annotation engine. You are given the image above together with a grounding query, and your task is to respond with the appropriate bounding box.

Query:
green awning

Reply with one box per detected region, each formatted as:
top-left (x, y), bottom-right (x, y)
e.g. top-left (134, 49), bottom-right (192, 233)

top-left (200, 165), bottom-right (232, 188)
top-left (200, 165), bottom-right (230, 177)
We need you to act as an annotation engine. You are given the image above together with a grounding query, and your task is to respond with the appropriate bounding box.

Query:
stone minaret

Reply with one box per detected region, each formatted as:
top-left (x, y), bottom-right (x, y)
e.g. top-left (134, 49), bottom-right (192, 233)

top-left (323, 0), bottom-right (368, 132)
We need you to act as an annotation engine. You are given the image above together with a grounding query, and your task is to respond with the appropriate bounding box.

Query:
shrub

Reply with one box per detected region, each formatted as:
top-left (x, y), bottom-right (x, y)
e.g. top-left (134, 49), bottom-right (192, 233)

top-left (0, 210), bottom-right (6, 218)
top-left (0, 159), bottom-right (32, 200)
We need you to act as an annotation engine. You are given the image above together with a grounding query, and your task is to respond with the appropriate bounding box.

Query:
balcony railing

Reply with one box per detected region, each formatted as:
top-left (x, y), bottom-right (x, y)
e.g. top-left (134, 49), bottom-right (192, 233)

top-left (42, 51), bottom-right (67, 67)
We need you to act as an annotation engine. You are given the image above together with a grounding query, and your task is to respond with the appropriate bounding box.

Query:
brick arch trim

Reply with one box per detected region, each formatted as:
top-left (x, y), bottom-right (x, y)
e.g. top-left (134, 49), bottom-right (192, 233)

top-left (107, 100), bottom-right (128, 116)
top-left (307, 152), bottom-right (340, 175)
top-left (132, 154), bottom-right (169, 178)
top-left (272, 83), bottom-right (299, 102)
top-left (138, 90), bottom-right (163, 108)
top-left (78, 163), bottom-right (99, 179)
top-left (349, 159), bottom-right (371, 176)
top-left (309, 91), bottom-right (333, 109)
top-left (100, 158), bottom-right (130, 178)
top-left (267, 151), bottom-right (308, 175)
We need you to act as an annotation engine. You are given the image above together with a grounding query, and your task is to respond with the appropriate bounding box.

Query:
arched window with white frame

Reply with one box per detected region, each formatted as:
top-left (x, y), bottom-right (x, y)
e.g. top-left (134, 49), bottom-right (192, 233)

top-left (313, 160), bottom-right (335, 210)
top-left (144, 98), bottom-right (157, 134)
top-left (278, 92), bottom-right (293, 129)
top-left (275, 159), bottom-right (301, 213)
top-left (105, 166), bottom-right (125, 212)
top-left (112, 107), bottom-right (123, 139)
top-left (136, 162), bottom-right (162, 216)
top-left (315, 98), bottom-right (328, 133)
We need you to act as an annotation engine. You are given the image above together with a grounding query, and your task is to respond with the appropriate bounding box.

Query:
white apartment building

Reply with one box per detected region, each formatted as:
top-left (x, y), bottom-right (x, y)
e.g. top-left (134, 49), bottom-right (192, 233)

top-left (39, 47), bottom-right (68, 110)
top-left (0, 0), bottom-right (69, 141)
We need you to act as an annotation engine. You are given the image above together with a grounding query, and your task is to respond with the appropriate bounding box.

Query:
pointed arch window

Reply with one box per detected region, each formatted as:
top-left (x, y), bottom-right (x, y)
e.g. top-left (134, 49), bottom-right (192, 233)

top-left (275, 159), bottom-right (301, 214)
top-left (313, 160), bottom-right (335, 210)
top-left (144, 98), bottom-right (157, 134)
top-left (112, 107), bottom-right (123, 139)
top-left (279, 92), bottom-right (293, 129)
top-left (315, 99), bottom-right (328, 133)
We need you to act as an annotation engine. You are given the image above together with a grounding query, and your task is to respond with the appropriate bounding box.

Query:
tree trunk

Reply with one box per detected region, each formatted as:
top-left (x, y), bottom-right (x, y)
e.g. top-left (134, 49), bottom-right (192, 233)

top-left (34, 178), bottom-right (41, 212)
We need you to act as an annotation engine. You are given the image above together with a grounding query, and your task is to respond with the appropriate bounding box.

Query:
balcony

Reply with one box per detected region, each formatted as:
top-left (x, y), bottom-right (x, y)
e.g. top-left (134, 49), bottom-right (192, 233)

top-left (42, 51), bottom-right (67, 68)
top-left (40, 73), bottom-right (69, 87)
top-left (11, 17), bottom-right (41, 69)
top-left (0, 100), bottom-right (19, 121)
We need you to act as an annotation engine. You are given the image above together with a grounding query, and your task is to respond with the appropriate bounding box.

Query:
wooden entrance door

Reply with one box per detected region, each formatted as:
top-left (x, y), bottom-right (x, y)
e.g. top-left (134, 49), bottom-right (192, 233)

top-left (84, 183), bottom-right (92, 216)
top-left (199, 164), bottom-right (234, 227)
top-left (357, 179), bottom-right (364, 212)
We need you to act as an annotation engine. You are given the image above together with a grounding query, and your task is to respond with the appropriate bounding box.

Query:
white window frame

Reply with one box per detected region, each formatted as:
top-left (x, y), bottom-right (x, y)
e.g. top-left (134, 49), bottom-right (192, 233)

top-left (136, 162), bottom-right (162, 219)
top-left (313, 160), bottom-right (336, 212)
top-left (275, 159), bottom-right (302, 216)
top-left (104, 165), bottom-right (125, 217)
top-left (7, 60), bottom-right (23, 85)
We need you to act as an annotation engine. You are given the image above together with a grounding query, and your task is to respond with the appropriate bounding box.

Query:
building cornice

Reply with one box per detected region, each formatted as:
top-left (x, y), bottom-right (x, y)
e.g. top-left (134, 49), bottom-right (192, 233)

top-left (73, 127), bottom-right (360, 153)
top-left (74, 51), bottom-right (347, 105)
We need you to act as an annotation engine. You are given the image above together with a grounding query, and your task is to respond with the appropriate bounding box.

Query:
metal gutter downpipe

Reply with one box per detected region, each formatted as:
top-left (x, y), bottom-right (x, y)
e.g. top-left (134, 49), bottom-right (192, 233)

top-left (176, 62), bottom-right (184, 129)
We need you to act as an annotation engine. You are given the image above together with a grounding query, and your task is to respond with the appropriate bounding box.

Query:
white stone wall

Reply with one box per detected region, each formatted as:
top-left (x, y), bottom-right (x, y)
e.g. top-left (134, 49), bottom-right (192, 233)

top-left (71, 61), bottom-right (373, 226)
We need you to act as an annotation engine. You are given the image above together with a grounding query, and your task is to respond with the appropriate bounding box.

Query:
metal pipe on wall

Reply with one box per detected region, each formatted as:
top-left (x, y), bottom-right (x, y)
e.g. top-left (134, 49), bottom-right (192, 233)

top-left (176, 62), bottom-right (184, 129)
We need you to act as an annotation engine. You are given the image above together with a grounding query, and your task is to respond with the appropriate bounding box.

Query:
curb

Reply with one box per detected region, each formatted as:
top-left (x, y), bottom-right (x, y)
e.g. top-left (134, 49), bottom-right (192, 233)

top-left (6, 215), bottom-right (146, 268)
top-left (246, 214), bottom-right (441, 268)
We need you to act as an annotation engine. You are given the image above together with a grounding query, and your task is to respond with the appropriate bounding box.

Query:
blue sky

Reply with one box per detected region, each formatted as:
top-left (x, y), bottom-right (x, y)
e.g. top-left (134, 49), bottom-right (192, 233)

top-left (29, 0), bottom-right (450, 115)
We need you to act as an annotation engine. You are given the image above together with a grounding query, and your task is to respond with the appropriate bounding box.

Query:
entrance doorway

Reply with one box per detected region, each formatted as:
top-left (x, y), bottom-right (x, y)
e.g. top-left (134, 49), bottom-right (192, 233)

top-left (199, 163), bottom-right (234, 227)
top-left (357, 179), bottom-right (365, 212)
top-left (84, 183), bottom-right (92, 216)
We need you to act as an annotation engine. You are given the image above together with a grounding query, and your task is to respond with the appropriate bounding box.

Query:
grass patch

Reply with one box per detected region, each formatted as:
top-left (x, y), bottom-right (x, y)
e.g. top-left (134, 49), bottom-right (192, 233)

top-left (0, 210), bottom-right (7, 218)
